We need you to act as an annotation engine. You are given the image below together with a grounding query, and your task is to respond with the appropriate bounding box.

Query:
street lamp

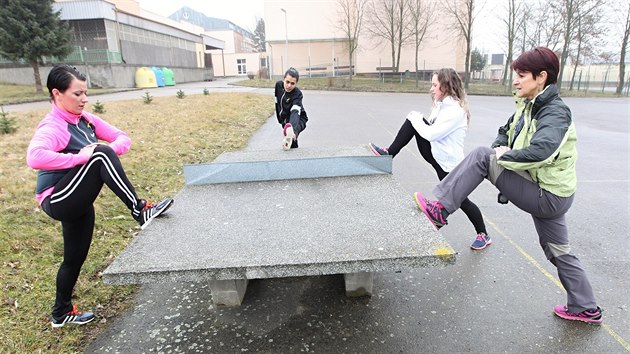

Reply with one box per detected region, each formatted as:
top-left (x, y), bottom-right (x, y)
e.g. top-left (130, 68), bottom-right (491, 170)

top-left (281, 8), bottom-right (288, 72)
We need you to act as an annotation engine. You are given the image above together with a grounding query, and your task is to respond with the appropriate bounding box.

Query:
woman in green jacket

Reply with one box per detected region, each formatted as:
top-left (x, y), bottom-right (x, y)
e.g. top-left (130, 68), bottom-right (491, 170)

top-left (413, 47), bottom-right (602, 324)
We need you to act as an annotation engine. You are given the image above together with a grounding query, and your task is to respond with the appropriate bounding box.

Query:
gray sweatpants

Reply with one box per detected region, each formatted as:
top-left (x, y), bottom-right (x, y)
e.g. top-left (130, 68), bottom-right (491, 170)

top-left (433, 146), bottom-right (597, 313)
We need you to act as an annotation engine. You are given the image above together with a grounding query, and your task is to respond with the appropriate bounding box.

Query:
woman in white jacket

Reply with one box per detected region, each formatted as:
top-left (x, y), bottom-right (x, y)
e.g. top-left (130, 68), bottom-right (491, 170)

top-left (369, 68), bottom-right (490, 249)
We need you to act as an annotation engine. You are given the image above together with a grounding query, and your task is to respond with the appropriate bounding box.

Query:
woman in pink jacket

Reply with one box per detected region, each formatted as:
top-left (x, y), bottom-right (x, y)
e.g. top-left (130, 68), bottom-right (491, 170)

top-left (26, 64), bottom-right (173, 328)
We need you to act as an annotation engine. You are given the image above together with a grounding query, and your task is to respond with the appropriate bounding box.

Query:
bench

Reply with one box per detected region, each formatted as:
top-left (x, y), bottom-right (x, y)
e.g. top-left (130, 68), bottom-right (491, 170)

top-left (102, 145), bottom-right (456, 306)
top-left (376, 67), bottom-right (402, 83)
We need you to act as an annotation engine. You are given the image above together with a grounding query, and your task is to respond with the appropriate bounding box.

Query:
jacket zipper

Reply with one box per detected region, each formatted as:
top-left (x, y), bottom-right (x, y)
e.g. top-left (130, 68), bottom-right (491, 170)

top-left (76, 117), bottom-right (92, 143)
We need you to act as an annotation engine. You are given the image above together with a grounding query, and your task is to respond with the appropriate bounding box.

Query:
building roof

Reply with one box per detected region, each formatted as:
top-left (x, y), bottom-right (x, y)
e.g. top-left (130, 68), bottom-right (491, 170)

top-left (168, 6), bottom-right (254, 40)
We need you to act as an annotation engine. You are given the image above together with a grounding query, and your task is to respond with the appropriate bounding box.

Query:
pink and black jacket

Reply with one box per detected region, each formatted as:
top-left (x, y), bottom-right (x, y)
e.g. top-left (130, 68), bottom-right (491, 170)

top-left (26, 103), bottom-right (131, 205)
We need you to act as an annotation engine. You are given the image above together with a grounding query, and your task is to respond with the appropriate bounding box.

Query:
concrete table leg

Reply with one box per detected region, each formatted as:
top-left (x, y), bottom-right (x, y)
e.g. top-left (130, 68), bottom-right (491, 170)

top-left (344, 272), bottom-right (373, 297)
top-left (208, 279), bottom-right (249, 306)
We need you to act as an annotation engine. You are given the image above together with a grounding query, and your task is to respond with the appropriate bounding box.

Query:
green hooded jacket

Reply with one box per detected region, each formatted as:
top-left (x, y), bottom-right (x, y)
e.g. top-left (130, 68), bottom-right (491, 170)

top-left (491, 84), bottom-right (577, 197)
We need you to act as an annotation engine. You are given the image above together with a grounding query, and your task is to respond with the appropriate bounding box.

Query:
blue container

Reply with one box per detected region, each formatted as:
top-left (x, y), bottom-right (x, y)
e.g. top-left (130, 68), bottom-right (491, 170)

top-left (151, 66), bottom-right (165, 87)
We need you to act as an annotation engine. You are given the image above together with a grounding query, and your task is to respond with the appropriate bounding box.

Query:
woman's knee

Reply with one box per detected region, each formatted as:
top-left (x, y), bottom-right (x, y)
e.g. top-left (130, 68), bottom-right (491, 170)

top-left (470, 146), bottom-right (494, 158)
top-left (94, 144), bottom-right (116, 156)
top-left (91, 144), bottom-right (121, 164)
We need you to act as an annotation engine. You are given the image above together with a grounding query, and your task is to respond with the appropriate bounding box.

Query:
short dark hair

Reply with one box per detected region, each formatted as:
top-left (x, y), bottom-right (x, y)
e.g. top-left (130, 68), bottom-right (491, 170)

top-left (47, 64), bottom-right (86, 98)
top-left (284, 67), bottom-right (299, 82)
top-left (511, 47), bottom-right (559, 86)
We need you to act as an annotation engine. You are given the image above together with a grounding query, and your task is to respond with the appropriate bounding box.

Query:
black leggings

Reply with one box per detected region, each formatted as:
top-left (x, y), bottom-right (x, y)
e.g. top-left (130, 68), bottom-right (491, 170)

top-left (41, 145), bottom-right (141, 317)
top-left (388, 119), bottom-right (487, 234)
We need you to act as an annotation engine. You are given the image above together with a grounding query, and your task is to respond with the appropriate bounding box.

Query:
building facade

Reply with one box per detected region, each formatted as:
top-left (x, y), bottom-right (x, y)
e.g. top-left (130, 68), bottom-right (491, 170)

top-left (167, 6), bottom-right (266, 78)
top-left (264, 0), bottom-right (466, 79)
top-left (0, 0), bottom-right (224, 88)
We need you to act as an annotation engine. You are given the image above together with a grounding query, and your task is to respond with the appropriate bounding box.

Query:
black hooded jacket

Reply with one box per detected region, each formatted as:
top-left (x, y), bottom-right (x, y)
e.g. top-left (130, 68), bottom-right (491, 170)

top-left (274, 80), bottom-right (308, 125)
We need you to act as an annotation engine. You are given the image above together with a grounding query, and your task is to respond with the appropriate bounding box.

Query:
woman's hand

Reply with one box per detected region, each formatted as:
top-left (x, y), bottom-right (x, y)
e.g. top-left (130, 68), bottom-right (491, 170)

top-left (494, 146), bottom-right (511, 159)
top-left (78, 144), bottom-right (98, 158)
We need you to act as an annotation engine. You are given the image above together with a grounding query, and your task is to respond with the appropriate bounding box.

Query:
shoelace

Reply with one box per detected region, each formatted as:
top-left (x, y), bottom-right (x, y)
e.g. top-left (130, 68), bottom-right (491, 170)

top-left (475, 234), bottom-right (487, 242)
top-left (564, 306), bottom-right (601, 318)
top-left (427, 202), bottom-right (445, 220)
top-left (68, 304), bottom-right (82, 315)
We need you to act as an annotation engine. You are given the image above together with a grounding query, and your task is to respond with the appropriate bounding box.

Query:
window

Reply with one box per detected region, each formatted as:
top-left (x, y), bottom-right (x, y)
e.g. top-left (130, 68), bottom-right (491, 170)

top-left (237, 58), bottom-right (247, 75)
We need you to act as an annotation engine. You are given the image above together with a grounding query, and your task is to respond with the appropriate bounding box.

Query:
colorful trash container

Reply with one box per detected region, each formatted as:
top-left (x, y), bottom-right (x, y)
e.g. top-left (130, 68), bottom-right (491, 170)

top-left (135, 67), bottom-right (157, 88)
top-left (150, 66), bottom-right (165, 87)
top-left (162, 67), bottom-right (176, 86)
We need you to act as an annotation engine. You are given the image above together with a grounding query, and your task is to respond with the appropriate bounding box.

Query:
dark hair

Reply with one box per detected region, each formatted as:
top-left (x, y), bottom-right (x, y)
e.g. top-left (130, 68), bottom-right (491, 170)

top-left (434, 68), bottom-right (470, 123)
top-left (47, 64), bottom-right (86, 98)
top-left (511, 47), bottom-right (559, 86)
top-left (284, 67), bottom-right (299, 82)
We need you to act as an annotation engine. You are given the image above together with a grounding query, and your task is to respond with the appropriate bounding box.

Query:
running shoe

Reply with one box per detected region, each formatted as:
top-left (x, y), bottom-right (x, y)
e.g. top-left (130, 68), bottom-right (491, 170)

top-left (283, 123), bottom-right (295, 151)
top-left (135, 198), bottom-right (174, 229)
top-left (553, 305), bottom-right (603, 324)
top-left (51, 305), bottom-right (95, 328)
top-left (369, 143), bottom-right (389, 156)
top-left (413, 192), bottom-right (449, 230)
top-left (471, 233), bottom-right (492, 250)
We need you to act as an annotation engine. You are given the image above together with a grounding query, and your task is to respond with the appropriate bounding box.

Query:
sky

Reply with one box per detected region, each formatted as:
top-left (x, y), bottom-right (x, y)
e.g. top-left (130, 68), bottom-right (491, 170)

top-left (137, 0), bottom-right (265, 32)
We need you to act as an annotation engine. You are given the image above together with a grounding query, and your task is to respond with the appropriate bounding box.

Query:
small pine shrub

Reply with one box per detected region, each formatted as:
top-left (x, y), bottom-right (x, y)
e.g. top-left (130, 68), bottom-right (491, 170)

top-left (203, 88), bottom-right (209, 95)
top-left (0, 106), bottom-right (17, 134)
top-left (176, 90), bottom-right (185, 99)
top-left (142, 92), bottom-right (153, 104)
top-left (92, 100), bottom-right (105, 114)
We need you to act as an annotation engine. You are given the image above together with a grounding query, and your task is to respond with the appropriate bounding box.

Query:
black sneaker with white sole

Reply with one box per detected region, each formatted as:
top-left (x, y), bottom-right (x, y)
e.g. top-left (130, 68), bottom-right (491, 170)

top-left (134, 198), bottom-right (174, 229)
top-left (51, 305), bottom-right (95, 328)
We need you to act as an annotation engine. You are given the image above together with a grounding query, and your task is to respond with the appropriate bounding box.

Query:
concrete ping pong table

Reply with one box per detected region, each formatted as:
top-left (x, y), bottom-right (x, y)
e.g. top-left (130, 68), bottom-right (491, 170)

top-left (102, 145), bottom-right (456, 306)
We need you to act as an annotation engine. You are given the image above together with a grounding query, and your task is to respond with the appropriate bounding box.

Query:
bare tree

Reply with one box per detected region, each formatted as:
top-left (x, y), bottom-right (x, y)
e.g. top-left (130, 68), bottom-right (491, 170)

top-left (616, 2), bottom-right (630, 94)
top-left (568, 9), bottom-right (604, 90)
top-left (553, 0), bottom-right (606, 91)
top-left (522, 0), bottom-right (563, 50)
top-left (365, 0), bottom-right (410, 71)
top-left (407, 0), bottom-right (436, 87)
top-left (444, 0), bottom-right (483, 89)
top-left (501, 0), bottom-right (526, 87)
top-left (335, 0), bottom-right (367, 84)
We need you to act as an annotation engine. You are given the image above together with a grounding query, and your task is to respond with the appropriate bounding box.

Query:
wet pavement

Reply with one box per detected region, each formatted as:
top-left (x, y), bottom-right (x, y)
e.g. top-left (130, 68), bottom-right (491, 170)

top-left (16, 78), bottom-right (627, 353)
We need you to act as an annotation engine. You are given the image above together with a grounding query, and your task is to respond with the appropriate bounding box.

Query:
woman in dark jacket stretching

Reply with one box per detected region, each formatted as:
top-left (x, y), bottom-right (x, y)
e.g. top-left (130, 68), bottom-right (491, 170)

top-left (414, 47), bottom-right (603, 324)
top-left (275, 67), bottom-right (308, 150)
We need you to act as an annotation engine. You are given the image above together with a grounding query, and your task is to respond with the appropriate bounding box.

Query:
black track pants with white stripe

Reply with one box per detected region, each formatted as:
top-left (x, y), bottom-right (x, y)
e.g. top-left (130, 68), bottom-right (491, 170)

top-left (387, 119), bottom-right (487, 235)
top-left (41, 144), bottom-right (141, 317)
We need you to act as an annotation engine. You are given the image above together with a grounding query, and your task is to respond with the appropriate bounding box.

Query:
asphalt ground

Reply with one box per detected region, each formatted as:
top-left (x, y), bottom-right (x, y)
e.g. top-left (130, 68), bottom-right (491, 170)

top-left (12, 79), bottom-right (629, 353)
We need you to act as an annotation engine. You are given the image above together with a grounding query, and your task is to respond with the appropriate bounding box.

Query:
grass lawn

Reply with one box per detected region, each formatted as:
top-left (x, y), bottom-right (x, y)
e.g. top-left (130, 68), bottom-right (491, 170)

top-left (0, 82), bottom-right (119, 105)
top-left (0, 93), bottom-right (274, 352)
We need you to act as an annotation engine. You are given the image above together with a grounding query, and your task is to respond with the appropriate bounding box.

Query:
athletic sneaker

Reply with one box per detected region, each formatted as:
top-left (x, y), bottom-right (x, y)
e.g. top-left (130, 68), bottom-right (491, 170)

top-left (413, 192), bottom-right (449, 230)
top-left (553, 305), bottom-right (603, 324)
top-left (369, 143), bottom-right (389, 156)
top-left (51, 305), bottom-right (95, 328)
top-left (471, 233), bottom-right (492, 250)
top-left (283, 123), bottom-right (295, 151)
top-left (134, 198), bottom-right (174, 229)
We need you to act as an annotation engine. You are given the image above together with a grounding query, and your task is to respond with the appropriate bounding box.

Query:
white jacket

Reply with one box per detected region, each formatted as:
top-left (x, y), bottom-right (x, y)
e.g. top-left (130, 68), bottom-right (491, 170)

top-left (406, 96), bottom-right (467, 172)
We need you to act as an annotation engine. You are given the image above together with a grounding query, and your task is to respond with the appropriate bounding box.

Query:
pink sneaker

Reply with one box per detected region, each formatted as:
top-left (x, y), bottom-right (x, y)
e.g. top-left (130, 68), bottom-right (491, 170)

top-left (553, 305), bottom-right (603, 324)
top-left (282, 123), bottom-right (295, 151)
top-left (413, 192), bottom-right (448, 230)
